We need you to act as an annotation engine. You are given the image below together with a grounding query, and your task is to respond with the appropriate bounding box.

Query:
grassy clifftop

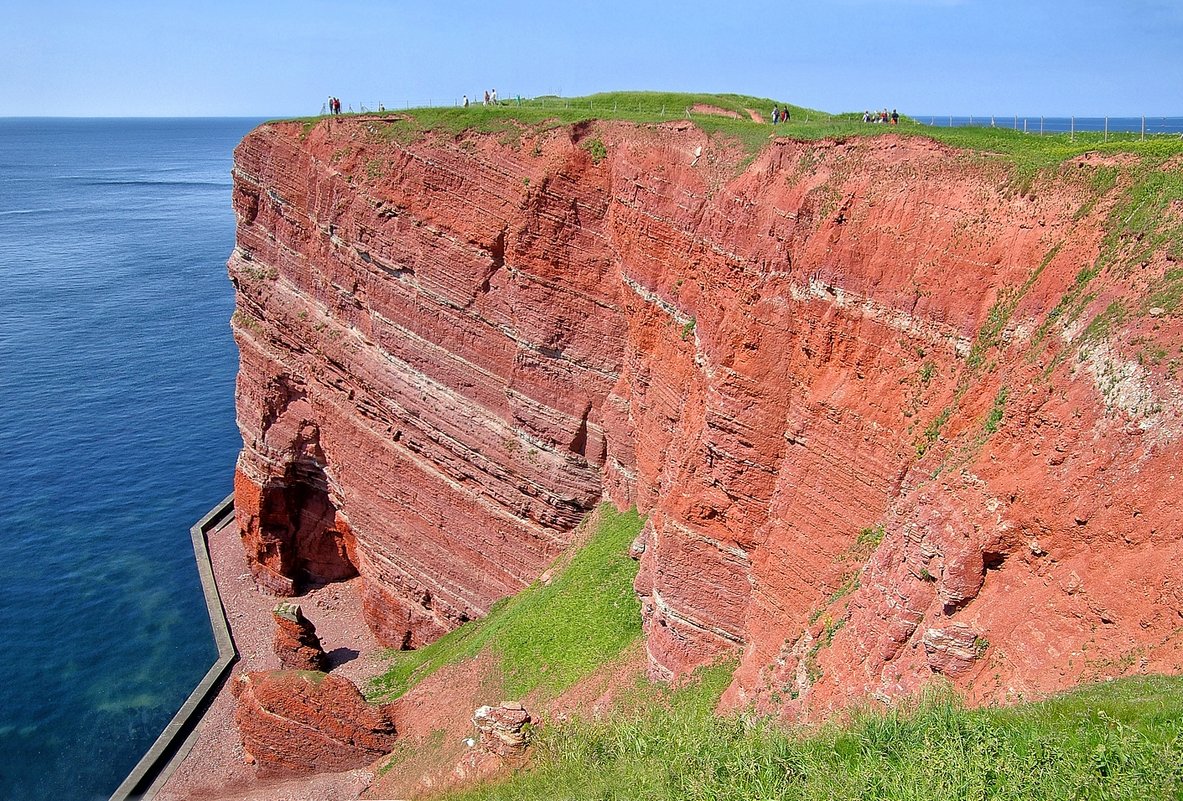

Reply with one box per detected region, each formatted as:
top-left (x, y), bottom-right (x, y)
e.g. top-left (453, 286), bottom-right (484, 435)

top-left (291, 90), bottom-right (1183, 165)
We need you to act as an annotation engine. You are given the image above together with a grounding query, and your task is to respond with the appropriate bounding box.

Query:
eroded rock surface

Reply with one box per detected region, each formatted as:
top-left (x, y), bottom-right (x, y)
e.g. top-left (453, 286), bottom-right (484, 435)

top-left (233, 670), bottom-right (396, 776)
top-left (229, 116), bottom-right (1183, 720)
top-left (472, 702), bottom-right (532, 757)
top-left (923, 623), bottom-right (984, 677)
top-left (272, 601), bottom-right (327, 672)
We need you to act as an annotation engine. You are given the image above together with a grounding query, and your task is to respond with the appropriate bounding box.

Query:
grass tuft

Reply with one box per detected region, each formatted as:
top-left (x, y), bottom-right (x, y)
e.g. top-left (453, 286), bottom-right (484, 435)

top-left (582, 137), bottom-right (607, 164)
top-left (917, 406), bottom-right (953, 456)
top-left (984, 386), bottom-right (1008, 434)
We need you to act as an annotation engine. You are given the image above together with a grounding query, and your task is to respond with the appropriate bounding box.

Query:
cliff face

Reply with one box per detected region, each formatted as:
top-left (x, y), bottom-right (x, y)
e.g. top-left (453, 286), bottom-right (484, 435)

top-left (229, 116), bottom-right (1183, 716)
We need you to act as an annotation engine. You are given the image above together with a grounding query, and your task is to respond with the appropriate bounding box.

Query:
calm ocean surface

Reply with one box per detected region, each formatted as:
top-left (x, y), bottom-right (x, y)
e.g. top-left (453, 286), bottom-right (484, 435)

top-left (0, 118), bottom-right (262, 801)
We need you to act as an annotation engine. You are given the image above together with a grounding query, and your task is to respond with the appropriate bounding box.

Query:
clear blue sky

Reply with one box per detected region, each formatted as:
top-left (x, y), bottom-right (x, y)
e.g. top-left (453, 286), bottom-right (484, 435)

top-left (3, 0), bottom-right (1180, 117)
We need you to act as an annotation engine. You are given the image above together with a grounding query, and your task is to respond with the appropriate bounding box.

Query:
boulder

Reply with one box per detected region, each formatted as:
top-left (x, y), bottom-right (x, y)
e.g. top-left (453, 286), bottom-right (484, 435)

top-left (233, 670), bottom-right (396, 776)
top-left (272, 601), bottom-right (327, 672)
top-left (472, 701), bottom-right (532, 757)
top-left (922, 623), bottom-right (984, 677)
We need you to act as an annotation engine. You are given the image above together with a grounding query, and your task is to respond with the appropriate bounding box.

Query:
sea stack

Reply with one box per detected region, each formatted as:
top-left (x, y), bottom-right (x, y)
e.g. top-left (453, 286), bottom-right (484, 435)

top-left (272, 601), bottom-right (327, 672)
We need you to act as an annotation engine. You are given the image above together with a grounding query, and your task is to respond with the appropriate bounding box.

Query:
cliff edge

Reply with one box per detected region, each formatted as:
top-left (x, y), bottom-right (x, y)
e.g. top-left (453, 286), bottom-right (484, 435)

top-left (228, 111), bottom-right (1183, 722)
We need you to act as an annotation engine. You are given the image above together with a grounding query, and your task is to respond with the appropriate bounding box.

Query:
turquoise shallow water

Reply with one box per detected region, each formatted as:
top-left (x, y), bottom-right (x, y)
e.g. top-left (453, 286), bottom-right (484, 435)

top-left (0, 117), bottom-right (261, 800)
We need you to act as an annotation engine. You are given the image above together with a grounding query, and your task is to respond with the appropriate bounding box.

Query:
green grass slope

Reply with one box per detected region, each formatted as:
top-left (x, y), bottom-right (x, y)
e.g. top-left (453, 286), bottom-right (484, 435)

top-left (447, 672), bottom-right (1183, 801)
top-left (362, 499), bottom-right (1183, 800)
top-left (368, 504), bottom-right (644, 702)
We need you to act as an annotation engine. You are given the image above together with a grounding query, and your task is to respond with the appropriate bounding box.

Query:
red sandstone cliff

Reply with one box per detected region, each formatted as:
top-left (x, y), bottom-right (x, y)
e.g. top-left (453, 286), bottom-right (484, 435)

top-left (229, 115), bottom-right (1183, 718)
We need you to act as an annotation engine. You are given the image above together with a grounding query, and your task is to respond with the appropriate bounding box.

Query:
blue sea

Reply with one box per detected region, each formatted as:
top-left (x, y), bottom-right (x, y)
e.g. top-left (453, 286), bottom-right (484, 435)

top-left (0, 118), bottom-right (262, 801)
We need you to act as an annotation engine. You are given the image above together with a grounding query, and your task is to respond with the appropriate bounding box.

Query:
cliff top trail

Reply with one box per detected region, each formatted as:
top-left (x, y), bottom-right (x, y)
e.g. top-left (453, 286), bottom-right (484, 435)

top-left (278, 91), bottom-right (1180, 173)
top-left (225, 88), bottom-right (1182, 761)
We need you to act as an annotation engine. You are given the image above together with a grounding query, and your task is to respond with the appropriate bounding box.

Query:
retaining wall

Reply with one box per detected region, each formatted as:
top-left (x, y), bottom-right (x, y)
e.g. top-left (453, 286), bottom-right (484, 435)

top-left (109, 493), bottom-right (237, 801)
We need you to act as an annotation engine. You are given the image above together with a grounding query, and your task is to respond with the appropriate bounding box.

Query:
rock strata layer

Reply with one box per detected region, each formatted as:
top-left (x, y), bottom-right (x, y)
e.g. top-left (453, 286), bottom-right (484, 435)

top-left (230, 116), bottom-right (1183, 717)
top-left (472, 701), bottom-right (532, 757)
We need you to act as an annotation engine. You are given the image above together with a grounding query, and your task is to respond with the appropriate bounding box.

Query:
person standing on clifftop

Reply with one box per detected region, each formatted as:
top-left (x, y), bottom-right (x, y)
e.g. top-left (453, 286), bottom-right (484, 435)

top-left (771, 105), bottom-right (779, 124)
top-left (463, 94), bottom-right (469, 108)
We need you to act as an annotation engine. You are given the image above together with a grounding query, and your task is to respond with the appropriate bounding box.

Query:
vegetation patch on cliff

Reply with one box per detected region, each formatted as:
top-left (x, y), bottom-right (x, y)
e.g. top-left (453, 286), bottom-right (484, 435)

top-left (368, 504), bottom-right (644, 702)
top-left (446, 674), bottom-right (1183, 801)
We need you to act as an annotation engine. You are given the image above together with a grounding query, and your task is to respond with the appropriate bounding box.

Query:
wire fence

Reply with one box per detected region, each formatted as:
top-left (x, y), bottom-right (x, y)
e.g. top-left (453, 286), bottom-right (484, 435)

top-left (916, 115), bottom-right (1183, 139)
top-left (326, 97), bottom-right (536, 114)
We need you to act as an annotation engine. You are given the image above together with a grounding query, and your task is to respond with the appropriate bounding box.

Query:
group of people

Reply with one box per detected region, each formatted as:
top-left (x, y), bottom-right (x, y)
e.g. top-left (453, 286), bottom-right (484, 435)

top-left (771, 105), bottom-right (791, 124)
top-left (863, 109), bottom-right (899, 125)
top-left (462, 89), bottom-right (498, 108)
top-left (327, 96), bottom-right (343, 115)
